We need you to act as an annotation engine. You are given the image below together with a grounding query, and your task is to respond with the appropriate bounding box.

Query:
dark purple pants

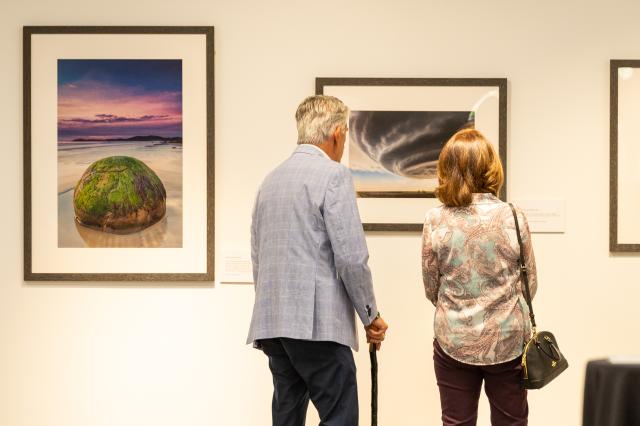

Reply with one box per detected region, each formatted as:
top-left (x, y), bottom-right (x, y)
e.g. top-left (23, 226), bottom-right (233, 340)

top-left (433, 340), bottom-right (528, 426)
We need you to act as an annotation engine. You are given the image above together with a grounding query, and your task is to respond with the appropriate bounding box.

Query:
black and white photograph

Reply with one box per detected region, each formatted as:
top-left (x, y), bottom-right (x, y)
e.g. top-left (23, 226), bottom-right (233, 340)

top-left (317, 78), bottom-right (507, 231)
top-left (349, 110), bottom-right (474, 197)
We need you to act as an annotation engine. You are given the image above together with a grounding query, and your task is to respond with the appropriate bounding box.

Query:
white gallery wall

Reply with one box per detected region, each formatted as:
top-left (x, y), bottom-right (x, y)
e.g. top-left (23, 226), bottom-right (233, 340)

top-left (1, 0), bottom-right (639, 425)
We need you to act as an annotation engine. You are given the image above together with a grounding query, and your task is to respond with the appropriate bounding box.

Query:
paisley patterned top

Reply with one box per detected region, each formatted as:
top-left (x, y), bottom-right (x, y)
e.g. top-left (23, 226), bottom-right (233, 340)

top-left (422, 193), bottom-right (538, 365)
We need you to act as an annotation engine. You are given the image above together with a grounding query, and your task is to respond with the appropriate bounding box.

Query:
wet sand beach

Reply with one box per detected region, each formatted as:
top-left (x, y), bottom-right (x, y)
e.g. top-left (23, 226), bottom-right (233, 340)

top-left (58, 141), bottom-right (183, 248)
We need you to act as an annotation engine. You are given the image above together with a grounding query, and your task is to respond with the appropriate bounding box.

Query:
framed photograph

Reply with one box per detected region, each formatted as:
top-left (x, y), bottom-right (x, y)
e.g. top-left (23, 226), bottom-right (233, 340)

top-left (24, 26), bottom-right (214, 281)
top-left (316, 78), bottom-right (507, 231)
top-left (610, 60), bottom-right (640, 251)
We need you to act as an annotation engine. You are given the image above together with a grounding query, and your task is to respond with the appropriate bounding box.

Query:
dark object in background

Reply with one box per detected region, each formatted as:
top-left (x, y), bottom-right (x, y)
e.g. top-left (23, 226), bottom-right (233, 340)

top-left (583, 360), bottom-right (640, 426)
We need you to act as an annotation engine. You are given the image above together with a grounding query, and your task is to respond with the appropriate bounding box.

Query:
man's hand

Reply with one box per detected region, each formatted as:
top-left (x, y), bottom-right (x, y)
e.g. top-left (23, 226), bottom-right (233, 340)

top-left (365, 316), bottom-right (388, 350)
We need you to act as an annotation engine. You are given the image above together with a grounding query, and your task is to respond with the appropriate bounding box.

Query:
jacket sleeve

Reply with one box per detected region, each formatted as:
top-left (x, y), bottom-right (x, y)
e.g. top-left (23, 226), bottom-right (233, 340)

top-left (422, 212), bottom-right (440, 305)
top-left (324, 166), bottom-right (378, 326)
top-left (518, 209), bottom-right (538, 299)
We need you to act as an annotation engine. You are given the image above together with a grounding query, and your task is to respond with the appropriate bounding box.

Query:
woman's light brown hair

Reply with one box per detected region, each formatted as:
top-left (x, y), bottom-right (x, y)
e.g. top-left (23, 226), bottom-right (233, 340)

top-left (435, 129), bottom-right (504, 207)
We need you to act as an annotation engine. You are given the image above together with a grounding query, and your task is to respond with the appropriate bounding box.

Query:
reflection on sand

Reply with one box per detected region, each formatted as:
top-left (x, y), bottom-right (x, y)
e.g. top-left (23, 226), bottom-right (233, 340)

top-left (58, 141), bottom-right (182, 248)
top-left (75, 217), bottom-right (169, 248)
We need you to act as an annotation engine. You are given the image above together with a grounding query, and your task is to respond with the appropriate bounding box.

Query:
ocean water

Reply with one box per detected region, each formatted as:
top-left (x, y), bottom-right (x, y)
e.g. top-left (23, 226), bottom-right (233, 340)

top-left (58, 141), bottom-right (183, 248)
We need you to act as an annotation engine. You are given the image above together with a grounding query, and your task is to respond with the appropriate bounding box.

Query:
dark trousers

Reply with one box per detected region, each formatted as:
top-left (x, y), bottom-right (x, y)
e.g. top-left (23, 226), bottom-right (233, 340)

top-left (258, 338), bottom-right (358, 426)
top-left (433, 340), bottom-right (528, 426)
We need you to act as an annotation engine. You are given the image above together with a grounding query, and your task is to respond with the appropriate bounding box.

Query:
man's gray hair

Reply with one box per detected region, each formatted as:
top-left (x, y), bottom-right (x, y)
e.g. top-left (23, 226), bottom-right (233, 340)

top-left (295, 95), bottom-right (349, 145)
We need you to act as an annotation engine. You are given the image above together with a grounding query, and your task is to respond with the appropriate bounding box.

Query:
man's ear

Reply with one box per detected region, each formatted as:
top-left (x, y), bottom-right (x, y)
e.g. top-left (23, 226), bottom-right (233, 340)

top-left (332, 126), bottom-right (341, 145)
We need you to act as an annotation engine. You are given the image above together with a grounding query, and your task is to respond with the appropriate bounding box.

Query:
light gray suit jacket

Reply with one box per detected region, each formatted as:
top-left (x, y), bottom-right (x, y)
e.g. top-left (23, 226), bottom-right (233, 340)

top-left (246, 144), bottom-right (378, 350)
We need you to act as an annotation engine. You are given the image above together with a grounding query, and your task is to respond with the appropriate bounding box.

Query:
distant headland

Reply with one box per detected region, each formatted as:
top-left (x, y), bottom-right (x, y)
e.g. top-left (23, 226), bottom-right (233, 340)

top-left (70, 135), bottom-right (183, 143)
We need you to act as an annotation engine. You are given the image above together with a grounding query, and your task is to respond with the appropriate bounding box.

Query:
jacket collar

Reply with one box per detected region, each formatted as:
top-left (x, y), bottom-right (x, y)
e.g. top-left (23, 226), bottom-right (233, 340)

top-left (294, 143), bottom-right (330, 159)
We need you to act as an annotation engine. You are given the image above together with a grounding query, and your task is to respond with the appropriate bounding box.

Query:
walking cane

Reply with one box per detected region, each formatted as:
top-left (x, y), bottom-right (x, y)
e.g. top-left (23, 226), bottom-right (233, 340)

top-left (369, 343), bottom-right (378, 426)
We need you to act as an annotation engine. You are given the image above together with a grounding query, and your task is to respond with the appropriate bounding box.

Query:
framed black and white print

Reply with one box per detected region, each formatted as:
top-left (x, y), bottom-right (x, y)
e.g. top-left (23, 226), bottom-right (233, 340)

top-left (24, 26), bottom-right (214, 281)
top-left (316, 78), bottom-right (507, 232)
top-left (610, 60), bottom-right (640, 252)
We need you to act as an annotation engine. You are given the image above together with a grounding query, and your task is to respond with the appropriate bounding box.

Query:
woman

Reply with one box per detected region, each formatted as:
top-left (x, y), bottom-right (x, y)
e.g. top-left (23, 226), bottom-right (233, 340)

top-left (422, 129), bottom-right (537, 426)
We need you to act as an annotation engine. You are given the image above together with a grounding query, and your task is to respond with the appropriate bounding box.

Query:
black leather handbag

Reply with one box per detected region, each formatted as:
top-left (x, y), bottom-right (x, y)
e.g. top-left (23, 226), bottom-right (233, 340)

top-left (509, 203), bottom-right (568, 389)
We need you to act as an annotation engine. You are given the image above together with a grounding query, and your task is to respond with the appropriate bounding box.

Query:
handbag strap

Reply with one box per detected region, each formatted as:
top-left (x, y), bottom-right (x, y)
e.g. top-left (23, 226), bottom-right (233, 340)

top-left (508, 203), bottom-right (537, 330)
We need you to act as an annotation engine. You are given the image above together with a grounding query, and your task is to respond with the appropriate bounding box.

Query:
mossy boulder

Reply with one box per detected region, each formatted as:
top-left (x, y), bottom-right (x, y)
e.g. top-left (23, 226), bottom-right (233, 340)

top-left (73, 156), bottom-right (167, 232)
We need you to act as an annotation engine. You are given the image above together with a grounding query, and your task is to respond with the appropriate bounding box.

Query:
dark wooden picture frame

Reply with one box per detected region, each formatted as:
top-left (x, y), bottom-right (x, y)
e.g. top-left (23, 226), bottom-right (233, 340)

top-left (610, 60), bottom-right (640, 252)
top-left (316, 78), bottom-right (508, 232)
top-left (23, 26), bottom-right (215, 281)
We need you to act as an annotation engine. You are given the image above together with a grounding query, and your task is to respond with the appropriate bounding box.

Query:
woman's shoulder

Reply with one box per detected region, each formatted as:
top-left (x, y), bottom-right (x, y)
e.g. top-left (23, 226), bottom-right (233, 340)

top-left (424, 204), bottom-right (446, 222)
top-left (489, 201), bottom-right (531, 230)
top-left (497, 200), bottom-right (527, 216)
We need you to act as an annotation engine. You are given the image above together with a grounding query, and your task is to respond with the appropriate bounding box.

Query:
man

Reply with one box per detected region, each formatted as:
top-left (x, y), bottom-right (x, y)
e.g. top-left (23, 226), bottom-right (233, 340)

top-left (247, 95), bottom-right (389, 426)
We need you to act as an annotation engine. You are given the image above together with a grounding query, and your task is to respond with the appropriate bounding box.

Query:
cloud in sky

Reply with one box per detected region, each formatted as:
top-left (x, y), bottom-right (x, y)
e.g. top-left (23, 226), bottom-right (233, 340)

top-left (349, 111), bottom-right (474, 179)
top-left (57, 59), bottom-right (182, 140)
top-left (62, 114), bottom-right (171, 124)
